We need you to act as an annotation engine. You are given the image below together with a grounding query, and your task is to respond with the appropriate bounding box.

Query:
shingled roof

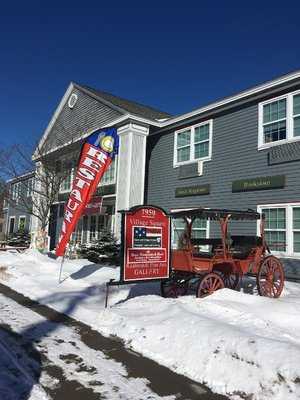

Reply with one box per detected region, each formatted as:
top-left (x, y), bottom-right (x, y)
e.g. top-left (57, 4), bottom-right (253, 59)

top-left (80, 85), bottom-right (172, 121)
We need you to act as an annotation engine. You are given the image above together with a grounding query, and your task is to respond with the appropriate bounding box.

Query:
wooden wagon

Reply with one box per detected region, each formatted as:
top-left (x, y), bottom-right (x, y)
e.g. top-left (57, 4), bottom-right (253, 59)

top-left (161, 208), bottom-right (285, 298)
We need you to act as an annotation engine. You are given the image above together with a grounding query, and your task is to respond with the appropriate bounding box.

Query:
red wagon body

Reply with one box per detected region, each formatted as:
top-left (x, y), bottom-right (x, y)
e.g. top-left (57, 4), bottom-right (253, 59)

top-left (162, 208), bottom-right (285, 298)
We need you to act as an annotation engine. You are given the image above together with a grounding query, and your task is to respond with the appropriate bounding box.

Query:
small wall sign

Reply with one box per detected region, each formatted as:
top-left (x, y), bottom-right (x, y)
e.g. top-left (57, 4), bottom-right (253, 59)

top-left (232, 175), bottom-right (285, 192)
top-left (175, 184), bottom-right (210, 197)
top-left (83, 196), bottom-right (103, 215)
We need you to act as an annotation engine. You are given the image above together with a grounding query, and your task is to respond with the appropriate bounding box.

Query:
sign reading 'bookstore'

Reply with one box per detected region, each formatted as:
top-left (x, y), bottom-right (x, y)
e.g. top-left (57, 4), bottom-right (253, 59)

top-left (232, 175), bottom-right (285, 192)
top-left (123, 206), bottom-right (170, 281)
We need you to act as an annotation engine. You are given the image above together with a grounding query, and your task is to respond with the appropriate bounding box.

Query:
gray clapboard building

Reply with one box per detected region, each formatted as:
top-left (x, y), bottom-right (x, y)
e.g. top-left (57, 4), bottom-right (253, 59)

top-left (32, 82), bottom-right (171, 250)
top-left (32, 70), bottom-right (300, 274)
top-left (3, 172), bottom-right (35, 237)
top-left (145, 70), bottom-right (300, 275)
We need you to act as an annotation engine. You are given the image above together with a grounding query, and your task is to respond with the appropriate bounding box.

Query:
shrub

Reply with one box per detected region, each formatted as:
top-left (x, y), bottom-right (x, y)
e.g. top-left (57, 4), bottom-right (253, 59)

top-left (78, 230), bottom-right (120, 265)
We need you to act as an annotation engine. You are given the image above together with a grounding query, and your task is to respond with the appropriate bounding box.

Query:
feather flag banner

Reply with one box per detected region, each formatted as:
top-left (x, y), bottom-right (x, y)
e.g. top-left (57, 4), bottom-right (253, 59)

top-left (55, 127), bottom-right (118, 257)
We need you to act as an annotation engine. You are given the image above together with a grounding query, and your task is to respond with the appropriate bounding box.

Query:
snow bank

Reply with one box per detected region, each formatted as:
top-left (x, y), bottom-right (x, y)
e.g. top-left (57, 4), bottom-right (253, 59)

top-left (1, 249), bottom-right (300, 399)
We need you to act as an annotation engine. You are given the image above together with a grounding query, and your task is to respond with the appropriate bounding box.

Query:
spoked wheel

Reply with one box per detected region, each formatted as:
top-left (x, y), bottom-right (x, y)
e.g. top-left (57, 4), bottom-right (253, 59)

top-left (217, 271), bottom-right (241, 290)
top-left (257, 256), bottom-right (284, 298)
top-left (161, 274), bottom-right (189, 298)
top-left (196, 273), bottom-right (225, 298)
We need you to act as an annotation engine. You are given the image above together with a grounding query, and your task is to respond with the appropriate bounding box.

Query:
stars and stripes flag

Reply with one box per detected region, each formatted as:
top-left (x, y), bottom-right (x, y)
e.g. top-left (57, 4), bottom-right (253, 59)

top-left (133, 226), bottom-right (162, 248)
top-left (134, 227), bottom-right (162, 239)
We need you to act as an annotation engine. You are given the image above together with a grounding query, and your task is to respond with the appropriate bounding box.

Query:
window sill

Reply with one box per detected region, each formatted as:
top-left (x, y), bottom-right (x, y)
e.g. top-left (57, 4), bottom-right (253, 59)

top-left (173, 157), bottom-right (211, 169)
top-left (258, 136), bottom-right (300, 151)
top-left (270, 251), bottom-right (300, 259)
top-left (99, 181), bottom-right (116, 187)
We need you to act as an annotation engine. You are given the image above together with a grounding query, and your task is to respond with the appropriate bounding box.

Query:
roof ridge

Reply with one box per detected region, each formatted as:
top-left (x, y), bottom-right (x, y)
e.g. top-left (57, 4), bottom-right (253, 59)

top-left (86, 86), bottom-right (172, 116)
top-left (77, 84), bottom-right (172, 120)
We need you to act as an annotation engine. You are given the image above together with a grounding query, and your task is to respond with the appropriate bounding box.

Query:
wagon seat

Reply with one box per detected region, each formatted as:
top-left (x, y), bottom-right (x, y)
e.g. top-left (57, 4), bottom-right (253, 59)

top-left (191, 238), bottom-right (223, 258)
top-left (230, 236), bottom-right (263, 259)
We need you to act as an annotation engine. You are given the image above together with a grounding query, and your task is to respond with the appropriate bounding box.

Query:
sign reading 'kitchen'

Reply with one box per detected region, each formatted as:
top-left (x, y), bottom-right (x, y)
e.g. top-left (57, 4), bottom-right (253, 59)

top-left (175, 184), bottom-right (210, 197)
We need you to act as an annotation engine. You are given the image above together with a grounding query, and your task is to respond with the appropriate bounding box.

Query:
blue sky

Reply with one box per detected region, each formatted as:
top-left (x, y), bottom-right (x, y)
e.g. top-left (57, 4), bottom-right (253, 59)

top-left (0, 1), bottom-right (300, 151)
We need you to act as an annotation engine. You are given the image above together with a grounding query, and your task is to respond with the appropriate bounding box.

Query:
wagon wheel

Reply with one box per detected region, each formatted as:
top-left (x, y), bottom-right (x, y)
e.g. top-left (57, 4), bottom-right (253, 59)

top-left (257, 256), bottom-right (284, 298)
top-left (161, 276), bottom-right (189, 298)
top-left (196, 273), bottom-right (225, 298)
top-left (216, 271), bottom-right (241, 290)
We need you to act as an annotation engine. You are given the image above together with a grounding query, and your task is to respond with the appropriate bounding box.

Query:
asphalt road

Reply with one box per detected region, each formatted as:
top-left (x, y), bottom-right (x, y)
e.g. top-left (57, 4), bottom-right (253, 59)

top-left (0, 282), bottom-right (228, 400)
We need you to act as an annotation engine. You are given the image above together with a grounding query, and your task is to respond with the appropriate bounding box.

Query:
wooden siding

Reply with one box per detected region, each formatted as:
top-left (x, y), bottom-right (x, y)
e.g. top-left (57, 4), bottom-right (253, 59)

top-left (146, 91), bottom-right (300, 237)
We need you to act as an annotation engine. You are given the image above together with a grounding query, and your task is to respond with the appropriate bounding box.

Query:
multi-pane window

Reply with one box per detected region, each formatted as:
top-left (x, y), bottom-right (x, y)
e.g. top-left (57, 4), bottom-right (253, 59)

top-left (172, 218), bottom-right (207, 248)
top-left (293, 94), bottom-right (300, 137)
top-left (261, 208), bottom-right (286, 252)
top-left (60, 174), bottom-right (72, 192)
top-left (11, 184), bottom-right (16, 200)
top-left (174, 121), bottom-right (212, 166)
top-left (262, 99), bottom-right (286, 143)
top-left (75, 218), bottom-right (83, 244)
top-left (259, 204), bottom-right (300, 256)
top-left (176, 130), bottom-right (191, 163)
top-left (26, 178), bottom-right (34, 197)
top-left (11, 182), bottom-right (24, 203)
top-left (101, 158), bottom-right (117, 186)
top-left (18, 216), bottom-right (26, 232)
top-left (97, 215), bottom-right (105, 233)
top-left (172, 218), bottom-right (186, 247)
top-left (82, 216), bottom-right (88, 243)
top-left (11, 182), bottom-right (19, 201)
top-left (293, 207), bottom-right (300, 253)
top-left (74, 214), bottom-right (112, 245)
top-left (259, 91), bottom-right (300, 147)
top-left (89, 215), bottom-right (97, 241)
top-left (194, 124), bottom-right (210, 159)
top-left (59, 155), bottom-right (117, 192)
top-left (60, 160), bottom-right (75, 192)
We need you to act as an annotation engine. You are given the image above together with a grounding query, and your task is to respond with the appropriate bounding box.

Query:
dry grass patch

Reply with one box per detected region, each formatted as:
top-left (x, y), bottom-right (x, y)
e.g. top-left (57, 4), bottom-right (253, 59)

top-left (0, 266), bottom-right (11, 281)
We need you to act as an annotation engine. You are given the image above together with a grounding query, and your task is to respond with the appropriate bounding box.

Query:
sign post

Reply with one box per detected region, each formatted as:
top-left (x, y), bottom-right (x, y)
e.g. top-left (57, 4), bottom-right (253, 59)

top-left (105, 205), bottom-right (170, 307)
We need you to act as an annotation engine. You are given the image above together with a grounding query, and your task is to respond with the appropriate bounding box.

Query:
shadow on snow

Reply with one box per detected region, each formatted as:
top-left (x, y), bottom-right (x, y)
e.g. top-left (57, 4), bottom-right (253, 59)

top-left (0, 285), bottom-right (100, 400)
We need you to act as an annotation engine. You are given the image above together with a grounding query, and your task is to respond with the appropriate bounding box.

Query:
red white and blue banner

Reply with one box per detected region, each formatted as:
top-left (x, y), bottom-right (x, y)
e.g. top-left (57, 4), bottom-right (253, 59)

top-left (55, 128), bottom-right (119, 256)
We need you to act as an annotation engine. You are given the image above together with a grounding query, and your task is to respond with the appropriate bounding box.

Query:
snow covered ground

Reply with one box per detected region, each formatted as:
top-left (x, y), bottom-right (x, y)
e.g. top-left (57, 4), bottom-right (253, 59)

top-left (0, 249), bottom-right (300, 399)
top-left (0, 292), bottom-right (175, 400)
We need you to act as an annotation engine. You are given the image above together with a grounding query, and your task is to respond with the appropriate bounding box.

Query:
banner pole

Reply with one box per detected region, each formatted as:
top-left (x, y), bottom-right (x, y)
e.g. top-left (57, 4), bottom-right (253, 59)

top-left (58, 255), bottom-right (65, 284)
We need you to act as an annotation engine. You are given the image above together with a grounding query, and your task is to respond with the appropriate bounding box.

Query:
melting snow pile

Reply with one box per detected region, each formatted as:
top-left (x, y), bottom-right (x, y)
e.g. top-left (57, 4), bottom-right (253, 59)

top-left (0, 249), bottom-right (300, 400)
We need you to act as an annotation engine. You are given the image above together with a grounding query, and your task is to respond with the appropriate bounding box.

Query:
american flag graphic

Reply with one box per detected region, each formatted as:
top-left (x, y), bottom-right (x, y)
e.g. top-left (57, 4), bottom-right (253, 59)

top-left (133, 226), bottom-right (162, 247)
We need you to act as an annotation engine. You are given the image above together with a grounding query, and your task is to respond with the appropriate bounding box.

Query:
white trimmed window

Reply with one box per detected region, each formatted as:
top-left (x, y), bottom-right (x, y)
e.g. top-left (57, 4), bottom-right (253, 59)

top-left (89, 215), bottom-right (97, 241)
top-left (26, 177), bottom-right (34, 197)
top-left (171, 218), bottom-right (208, 249)
top-left (18, 216), bottom-right (26, 232)
top-left (174, 120), bottom-right (212, 166)
top-left (60, 159), bottom-right (75, 193)
top-left (100, 157), bottom-right (117, 186)
top-left (293, 207), bottom-right (300, 254)
top-left (258, 90), bottom-right (300, 148)
top-left (11, 182), bottom-right (21, 202)
top-left (74, 214), bottom-right (113, 244)
top-left (293, 93), bottom-right (300, 137)
top-left (258, 203), bottom-right (300, 257)
top-left (11, 183), bottom-right (18, 201)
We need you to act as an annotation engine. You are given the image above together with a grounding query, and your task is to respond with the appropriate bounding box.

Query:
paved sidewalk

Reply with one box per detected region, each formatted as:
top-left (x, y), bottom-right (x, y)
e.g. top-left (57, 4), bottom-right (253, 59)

top-left (0, 282), bottom-right (227, 400)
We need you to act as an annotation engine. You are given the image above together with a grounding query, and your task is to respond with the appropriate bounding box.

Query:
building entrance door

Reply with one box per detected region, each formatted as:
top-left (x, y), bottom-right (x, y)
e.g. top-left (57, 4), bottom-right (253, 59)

top-left (9, 217), bottom-right (15, 235)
